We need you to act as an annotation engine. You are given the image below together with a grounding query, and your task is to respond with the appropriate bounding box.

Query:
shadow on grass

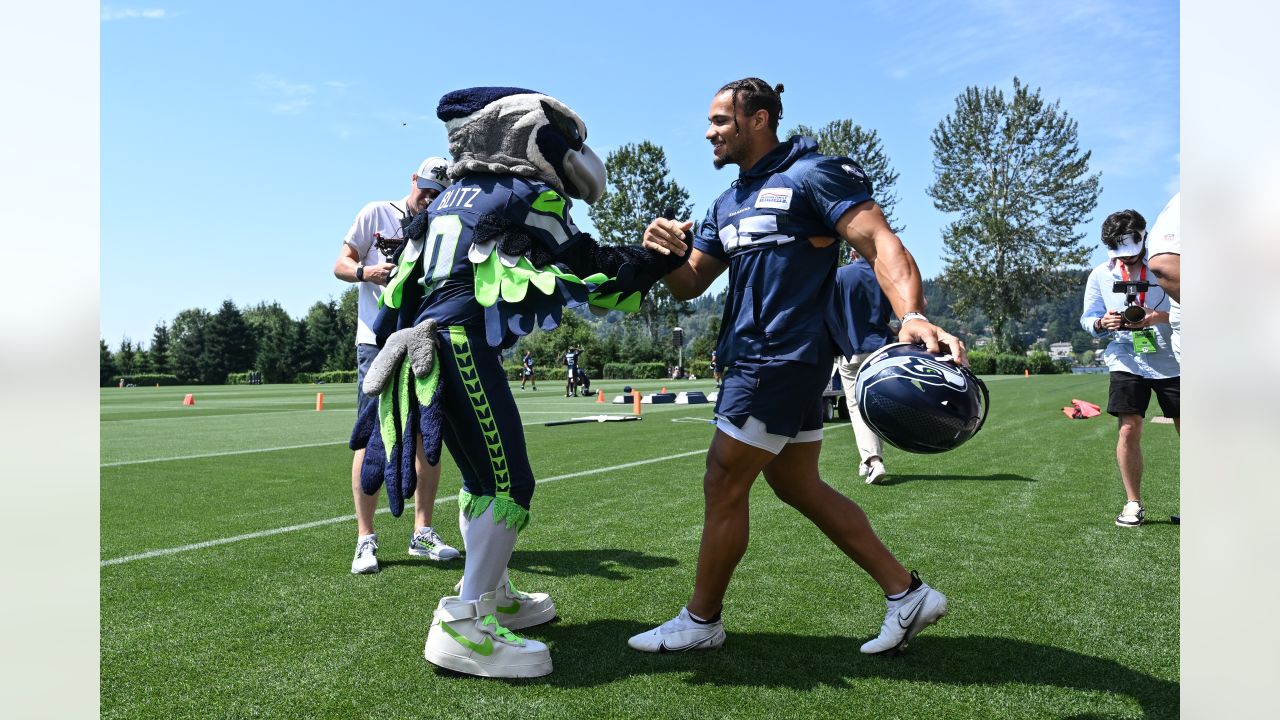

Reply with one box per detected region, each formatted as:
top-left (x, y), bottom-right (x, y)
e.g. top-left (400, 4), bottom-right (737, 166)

top-left (509, 549), bottom-right (680, 580)
top-left (878, 473), bottom-right (1037, 486)
top-left (384, 549), bottom-right (679, 580)
top-left (523, 621), bottom-right (1177, 718)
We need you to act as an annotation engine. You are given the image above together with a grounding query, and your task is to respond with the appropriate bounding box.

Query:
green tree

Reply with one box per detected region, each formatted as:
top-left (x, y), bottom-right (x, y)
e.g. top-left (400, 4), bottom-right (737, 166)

top-left (787, 119), bottom-right (902, 238)
top-left (928, 77), bottom-right (1100, 352)
top-left (244, 302), bottom-right (302, 383)
top-left (587, 141), bottom-right (694, 341)
top-left (114, 338), bottom-right (137, 377)
top-left (331, 286), bottom-right (359, 372)
top-left (170, 308), bottom-right (210, 383)
top-left (200, 300), bottom-right (254, 384)
top-left (148, 322), bottom-right (172, 375)
top-left (301, 300), bottom-right (341, 373)
top-left (100, 338), bottom-right (119, 386)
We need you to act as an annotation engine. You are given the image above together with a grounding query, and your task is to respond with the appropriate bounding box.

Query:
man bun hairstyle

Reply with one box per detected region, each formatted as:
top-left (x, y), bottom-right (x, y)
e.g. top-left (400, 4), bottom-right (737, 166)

top-left (1101, 209), bottom-right (1147, 250)
top-left (719, 77), bottom-right (785, 132)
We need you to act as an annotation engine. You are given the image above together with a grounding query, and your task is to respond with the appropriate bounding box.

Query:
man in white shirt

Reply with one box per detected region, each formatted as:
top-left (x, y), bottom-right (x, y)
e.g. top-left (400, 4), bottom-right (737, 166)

top-left (1147, 193), bottom-right (1180, 361)
top-left (334, 157), bottom-right (459, 573)
top-left (1081, 209), bottom-right (1180, 528)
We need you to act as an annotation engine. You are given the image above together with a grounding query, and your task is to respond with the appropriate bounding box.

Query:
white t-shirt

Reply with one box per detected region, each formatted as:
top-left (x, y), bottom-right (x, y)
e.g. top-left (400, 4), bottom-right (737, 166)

top-left (1147, 193), bottom-right (1180, 361)
top-left (343, 200), bottom-right (410, 346)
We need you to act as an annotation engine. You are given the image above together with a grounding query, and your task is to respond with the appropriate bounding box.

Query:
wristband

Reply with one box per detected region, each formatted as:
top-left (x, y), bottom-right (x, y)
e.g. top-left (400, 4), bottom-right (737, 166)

top-left (355, 264), bottom-right (365, 281)
top-left (901, 311), bottom-right (929, 325)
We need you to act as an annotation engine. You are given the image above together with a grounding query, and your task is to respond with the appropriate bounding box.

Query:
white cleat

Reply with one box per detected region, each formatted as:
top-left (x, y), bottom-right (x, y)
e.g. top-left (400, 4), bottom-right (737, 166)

top-left (860, 572), bottom-right (947, 655)
top-left (350, 534), bottom-right (379, 574)
top-left (453, 573), bottom-right (556, 630)
top-left (423, 594), bottom-right (553, 678)
top-left (865, 460), bottom-right (887, 485)
top-left (409, 526), bottom-right (461, 561)
top-left (628, 607), bottom-right (726, 653)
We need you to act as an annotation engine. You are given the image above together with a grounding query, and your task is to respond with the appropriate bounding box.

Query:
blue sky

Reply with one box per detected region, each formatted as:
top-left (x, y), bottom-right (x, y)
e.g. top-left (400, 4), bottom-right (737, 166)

top-left (101, 0), bottom-right (1179, 347)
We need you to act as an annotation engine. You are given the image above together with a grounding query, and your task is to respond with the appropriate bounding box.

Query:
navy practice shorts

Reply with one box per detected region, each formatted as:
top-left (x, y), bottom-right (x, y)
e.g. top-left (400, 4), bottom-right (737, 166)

top-left (715, 359), bottom-right (831, 438)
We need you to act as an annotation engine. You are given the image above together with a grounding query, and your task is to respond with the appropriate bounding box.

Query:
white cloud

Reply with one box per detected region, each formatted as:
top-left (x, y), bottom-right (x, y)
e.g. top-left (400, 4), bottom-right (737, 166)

top-left (101, 7), bottom-right (167, 22)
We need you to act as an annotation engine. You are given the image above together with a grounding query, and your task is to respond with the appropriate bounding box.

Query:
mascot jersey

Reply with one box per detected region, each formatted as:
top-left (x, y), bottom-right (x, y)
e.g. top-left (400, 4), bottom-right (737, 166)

top-left (693, 136), bottom-right (875, 368)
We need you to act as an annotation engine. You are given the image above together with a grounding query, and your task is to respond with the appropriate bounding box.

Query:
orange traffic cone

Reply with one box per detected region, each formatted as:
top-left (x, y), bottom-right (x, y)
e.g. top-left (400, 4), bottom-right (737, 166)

top-left (633, 389), bottom-right (642, 416)
top-left (661, 387), bottom-right (667, 394)
top-left (596, 389), bottom-right (605, 403)
top-left (182, 393), bottom-right (195, 406)
top-left (316, 392), bottom-right (325, 411)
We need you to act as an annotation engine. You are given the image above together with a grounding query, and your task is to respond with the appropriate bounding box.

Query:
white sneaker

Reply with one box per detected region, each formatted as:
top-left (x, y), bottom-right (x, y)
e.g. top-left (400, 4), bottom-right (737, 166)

top-left (1116, 501), bottom-right (1145, 527)
top-left (423, 594), bottom-right (553, 678)
top-left (351, 534), bottom-right (380, 574)
top-left (859, 572), bottom-right (947, 655)
top-left (865, 460), bottom-right (887, 485)
top-left (452, 574), bottom-right (557, 630)
top-left (628, 607), bottom-right (726, 653)
top-left (409, 527), bottom-right (461, 560)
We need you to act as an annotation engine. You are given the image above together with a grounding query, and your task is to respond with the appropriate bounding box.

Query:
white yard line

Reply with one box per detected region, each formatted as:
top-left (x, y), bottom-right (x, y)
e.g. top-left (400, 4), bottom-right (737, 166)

top-left (101, 441), bottom-right (350, 467)
top-left (101, 449), bottom-right (707, 567)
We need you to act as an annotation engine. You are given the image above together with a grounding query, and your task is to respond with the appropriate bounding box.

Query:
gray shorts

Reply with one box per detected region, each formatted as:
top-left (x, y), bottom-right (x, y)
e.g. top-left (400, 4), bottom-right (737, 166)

top-left (356, 343), bottom-right (379, 419)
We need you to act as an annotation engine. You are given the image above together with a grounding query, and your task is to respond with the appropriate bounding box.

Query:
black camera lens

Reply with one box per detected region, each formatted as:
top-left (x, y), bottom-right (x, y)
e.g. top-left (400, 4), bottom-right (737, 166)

top-left (1122, 305), bottom-right (1146, 324)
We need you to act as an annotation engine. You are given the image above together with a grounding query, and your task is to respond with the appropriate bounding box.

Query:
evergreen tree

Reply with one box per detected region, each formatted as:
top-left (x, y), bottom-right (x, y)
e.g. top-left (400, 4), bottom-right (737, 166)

top-left (331, 286), bottom-right (359, 371)
top-left (301, 300), bottom-right (340, 373)
top-left (587, 141), bottom-right (694, 341)
top-left (928, 77), bottom-right (1100, 352)
top-left (787, 119), bottom-right (902, 237)
top-left (199, 300), bottom-right (254, 384)
top-left (100, 338), bottom-right (119, 387)
top-left (148, 322), bottom-right (172, 375)
top-left (170, 308), bottom-right (210, 383)
top-left (244, 301), bottom-right (301, 383)
top-left (115, 338), bottom-right (137, 378)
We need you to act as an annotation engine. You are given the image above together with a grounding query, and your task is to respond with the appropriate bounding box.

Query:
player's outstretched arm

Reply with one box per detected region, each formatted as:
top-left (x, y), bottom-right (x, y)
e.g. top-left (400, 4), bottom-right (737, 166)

top-left (835, 202), bottom-right (968, 365)
top-left (642, 217), bottom-right (726, 300)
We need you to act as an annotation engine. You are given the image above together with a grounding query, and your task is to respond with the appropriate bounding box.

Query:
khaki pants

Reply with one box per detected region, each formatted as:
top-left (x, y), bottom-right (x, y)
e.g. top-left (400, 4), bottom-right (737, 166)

top-left (835, 354), bottom-right (883, 469)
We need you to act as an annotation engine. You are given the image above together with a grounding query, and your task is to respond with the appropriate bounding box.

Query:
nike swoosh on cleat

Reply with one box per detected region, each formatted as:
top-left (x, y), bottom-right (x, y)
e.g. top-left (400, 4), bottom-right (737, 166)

top-left (441, 623), bottom-right (494, 656)
top-left (658, 635), bottom-right (719, 652)
top-left (897, 601), bottom-right (924, 629)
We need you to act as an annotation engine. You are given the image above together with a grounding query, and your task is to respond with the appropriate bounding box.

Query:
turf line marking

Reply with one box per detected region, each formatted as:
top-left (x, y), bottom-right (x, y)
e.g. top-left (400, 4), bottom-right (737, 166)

top-left (101, 449), bottom-right (707, 567)
top-left (102, 441), bottom-right (349, 467)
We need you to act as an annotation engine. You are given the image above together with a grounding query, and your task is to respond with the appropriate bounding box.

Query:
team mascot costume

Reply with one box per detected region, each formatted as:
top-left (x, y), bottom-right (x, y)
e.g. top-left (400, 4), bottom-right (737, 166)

top-left (350, 87), bottom-right (689, 678)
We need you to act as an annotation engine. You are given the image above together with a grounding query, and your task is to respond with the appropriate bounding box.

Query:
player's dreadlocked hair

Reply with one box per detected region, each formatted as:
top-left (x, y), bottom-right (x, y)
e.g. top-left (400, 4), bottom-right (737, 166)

top-left (718, 77), bottom-right (785, 132)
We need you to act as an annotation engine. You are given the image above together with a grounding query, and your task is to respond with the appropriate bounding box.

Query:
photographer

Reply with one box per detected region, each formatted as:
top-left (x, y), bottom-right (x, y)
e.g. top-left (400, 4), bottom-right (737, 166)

top-left (1081, 209), bottom-right (1180, 528)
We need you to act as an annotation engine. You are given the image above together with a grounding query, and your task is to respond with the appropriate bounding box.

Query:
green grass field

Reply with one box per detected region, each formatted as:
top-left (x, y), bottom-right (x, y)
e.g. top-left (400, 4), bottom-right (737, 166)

top-left (101, 374), bottom-right (1179, 719)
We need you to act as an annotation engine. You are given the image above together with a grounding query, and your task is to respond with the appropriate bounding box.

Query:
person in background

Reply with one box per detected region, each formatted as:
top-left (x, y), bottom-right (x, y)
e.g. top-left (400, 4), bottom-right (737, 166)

top-left (334, 156), bottom-right (460, 573)
top-left (1080, 208), bottom-right (1179, 528)
top-left (833, 250), bottom-right (893, 485)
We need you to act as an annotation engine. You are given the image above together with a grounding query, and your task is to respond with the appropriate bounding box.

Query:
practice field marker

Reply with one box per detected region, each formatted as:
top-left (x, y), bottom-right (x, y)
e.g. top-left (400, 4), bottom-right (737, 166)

top-left (101, 449), bottom-right (707, 567)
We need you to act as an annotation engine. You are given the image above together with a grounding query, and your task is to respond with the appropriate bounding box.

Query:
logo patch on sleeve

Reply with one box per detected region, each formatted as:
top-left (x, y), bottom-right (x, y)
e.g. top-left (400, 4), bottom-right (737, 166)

top-left (841, 163), bottom-right (866, 178)
top-left (754, 187), bottom-right (793, 210)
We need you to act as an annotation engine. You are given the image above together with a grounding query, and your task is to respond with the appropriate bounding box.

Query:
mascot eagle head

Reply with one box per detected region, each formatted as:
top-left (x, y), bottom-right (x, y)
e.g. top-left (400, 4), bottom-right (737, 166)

top-left (436, 87), bottom-right (607, 204)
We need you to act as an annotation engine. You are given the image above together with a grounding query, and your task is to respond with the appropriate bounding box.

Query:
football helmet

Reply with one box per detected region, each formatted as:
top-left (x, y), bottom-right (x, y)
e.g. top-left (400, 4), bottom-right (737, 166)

top-left (853, 343), bottom-right (989, 454)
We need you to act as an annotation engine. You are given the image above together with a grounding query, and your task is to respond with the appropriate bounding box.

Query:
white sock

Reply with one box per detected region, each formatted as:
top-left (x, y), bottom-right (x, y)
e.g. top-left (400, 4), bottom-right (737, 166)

top-left (459, 504), bottom-right (517, 602)
top-left (358, 533), bottom-right (376, 543)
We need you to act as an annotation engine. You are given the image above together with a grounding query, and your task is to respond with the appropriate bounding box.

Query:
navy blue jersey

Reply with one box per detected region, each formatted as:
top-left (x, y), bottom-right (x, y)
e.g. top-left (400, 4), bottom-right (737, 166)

top-left (833, 258), bottom-right (892, 354)
top-left (523, 354), bottom-right (534, 370)
top-left (694, 136), bottom-right (874, 367)
top-left (411, 174), bottom-right (582, 328)
top-left (564, 350), bottom-right (579, 369)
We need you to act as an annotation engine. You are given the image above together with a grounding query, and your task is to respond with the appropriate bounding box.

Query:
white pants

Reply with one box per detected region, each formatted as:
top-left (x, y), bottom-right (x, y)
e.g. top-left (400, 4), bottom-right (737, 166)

top-left (836, 354), bottom-right (883, 467)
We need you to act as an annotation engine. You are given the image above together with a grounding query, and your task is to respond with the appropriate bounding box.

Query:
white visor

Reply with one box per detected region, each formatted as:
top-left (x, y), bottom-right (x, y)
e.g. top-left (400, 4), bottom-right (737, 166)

top-left (1107, 232), bottom-right (1146, 259)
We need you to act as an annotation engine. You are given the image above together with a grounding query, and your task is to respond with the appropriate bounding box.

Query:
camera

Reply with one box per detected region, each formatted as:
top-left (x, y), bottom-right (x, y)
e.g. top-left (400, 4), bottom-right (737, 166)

top-left (1111, 280), bottom-right (1151, 324)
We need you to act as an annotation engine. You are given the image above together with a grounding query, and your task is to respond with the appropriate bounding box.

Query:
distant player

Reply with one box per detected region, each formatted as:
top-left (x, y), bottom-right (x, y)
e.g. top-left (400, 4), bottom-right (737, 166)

top-left (519, 350), bottom-right (537, 391)
top-left (563, 345), bottom-right (581, 396)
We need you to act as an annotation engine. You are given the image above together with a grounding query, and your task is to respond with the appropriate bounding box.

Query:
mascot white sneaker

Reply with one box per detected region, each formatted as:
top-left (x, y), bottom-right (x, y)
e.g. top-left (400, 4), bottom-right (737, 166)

top-left (424, 594), bottom-right (553, 678)
top-left (453, 570), bottom-right (556, 630)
